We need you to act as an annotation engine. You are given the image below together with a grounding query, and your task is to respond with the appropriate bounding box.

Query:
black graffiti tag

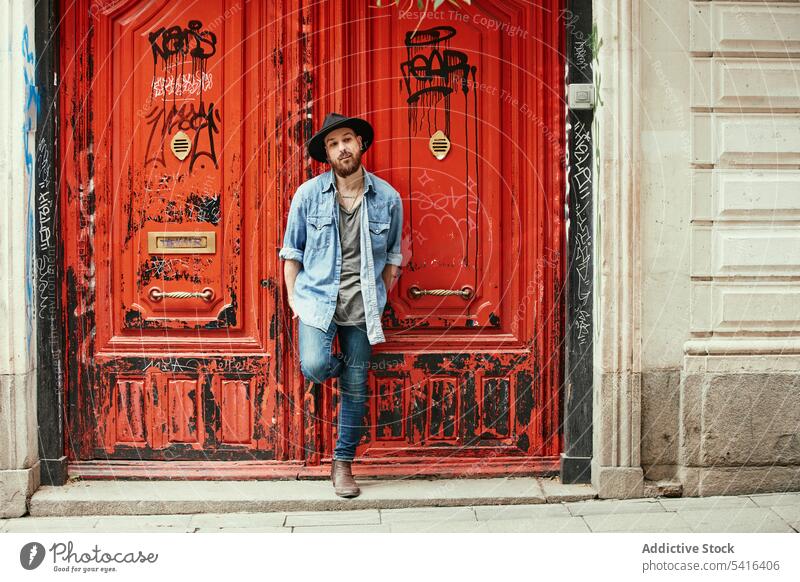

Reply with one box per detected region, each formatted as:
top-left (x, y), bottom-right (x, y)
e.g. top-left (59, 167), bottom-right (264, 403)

top-left (400, 26), bottom-right (476, 136)
top-left (144, 20), bottom-right (220, 173)
top-left (148, 20), bottom-right (217, 66)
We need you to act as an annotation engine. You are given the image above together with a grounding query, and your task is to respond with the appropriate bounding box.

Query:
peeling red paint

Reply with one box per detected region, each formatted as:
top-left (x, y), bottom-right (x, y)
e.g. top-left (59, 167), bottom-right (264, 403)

top-left (63, 1), bottom-right (285, 463)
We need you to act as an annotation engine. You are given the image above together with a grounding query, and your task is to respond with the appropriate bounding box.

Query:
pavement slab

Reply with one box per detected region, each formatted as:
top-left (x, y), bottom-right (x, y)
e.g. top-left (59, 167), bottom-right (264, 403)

top-left (6, 480), bottom-right (797, 534)
top-left (582, 512), bottom-right (694, 533)
top-left (474, 503), bottom-right (571, 520)
top-left (485, 516), bottom-right (591, 533)
top-left (748, 492), bottom-right (800, 508)
top-left (189, 512), bottom-right (287, 529)
top-left (84, 515), bottom-right (194, 532)
top-left (285, 509), bottom-right (381, 527)
top-left (198, 526), bottom-right (290, 533)
top-left (388, 521), bottom-right (491, 533)
top-left (675, 507), bottom-right (796, 533)
top-left (658, 495), bottom-right (759, 512)
top-left (767, 505), bottom-right (800, 531)
top-left (566, 498), bottom-right (666, 517)
top-left (3, 516), bottom-right (100, 533)
top-left (379, 506), bottom-right (477, 524)
top-left (293, 524), bottom-right (392, 533)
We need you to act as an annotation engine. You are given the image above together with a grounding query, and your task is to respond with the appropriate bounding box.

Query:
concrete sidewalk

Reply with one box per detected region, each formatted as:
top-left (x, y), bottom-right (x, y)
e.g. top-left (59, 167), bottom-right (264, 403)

top-left (1, 477), bottom-right (799, 533)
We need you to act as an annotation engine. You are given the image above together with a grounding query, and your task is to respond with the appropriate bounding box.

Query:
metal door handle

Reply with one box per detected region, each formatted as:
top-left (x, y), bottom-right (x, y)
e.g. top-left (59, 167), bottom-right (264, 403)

top-left (149, 287), bottom-right (215, 302)
top-left (407, 285), bottom-right (474, 300)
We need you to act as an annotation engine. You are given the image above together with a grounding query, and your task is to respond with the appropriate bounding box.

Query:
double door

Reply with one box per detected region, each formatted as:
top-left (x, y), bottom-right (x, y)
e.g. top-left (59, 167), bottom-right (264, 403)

top-left (61, 0), bottom-right (565, 475)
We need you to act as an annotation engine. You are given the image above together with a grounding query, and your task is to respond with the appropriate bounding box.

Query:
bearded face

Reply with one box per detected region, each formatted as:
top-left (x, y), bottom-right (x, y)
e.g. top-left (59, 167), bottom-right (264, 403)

top-left (324, 127), bottom-right (364, 178)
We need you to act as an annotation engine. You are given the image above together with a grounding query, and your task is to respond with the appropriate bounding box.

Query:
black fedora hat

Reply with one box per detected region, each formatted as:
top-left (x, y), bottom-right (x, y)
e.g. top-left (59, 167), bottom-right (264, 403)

top-left (307, 112), bottom-right (374, 163)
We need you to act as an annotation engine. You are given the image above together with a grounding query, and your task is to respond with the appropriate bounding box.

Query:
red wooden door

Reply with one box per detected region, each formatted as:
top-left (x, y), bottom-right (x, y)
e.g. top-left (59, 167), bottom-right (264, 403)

top-left (62, 0), bottom-right (564, 476)
top-left (62, 1), bottom-right (287, 464)
top-left (309, 1), bottom-right (566, 474)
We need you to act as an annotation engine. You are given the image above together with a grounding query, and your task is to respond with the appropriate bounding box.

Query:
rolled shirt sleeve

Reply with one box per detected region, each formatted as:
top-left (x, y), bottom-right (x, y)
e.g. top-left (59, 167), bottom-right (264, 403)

top-left (385, 195), bottom-right (404, 267)
top-left (278, 188), bottom-right (306, 264)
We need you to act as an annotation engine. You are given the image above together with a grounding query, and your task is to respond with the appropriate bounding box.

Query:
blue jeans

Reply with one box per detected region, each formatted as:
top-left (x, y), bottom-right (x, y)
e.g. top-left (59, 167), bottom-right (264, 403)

top-left (298, 318), bottom-right (372, 461)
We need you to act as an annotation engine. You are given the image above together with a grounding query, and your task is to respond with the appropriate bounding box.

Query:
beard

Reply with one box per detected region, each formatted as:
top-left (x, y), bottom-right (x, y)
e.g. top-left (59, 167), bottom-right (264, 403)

top-left (330, 148), bottom-right (362, 178)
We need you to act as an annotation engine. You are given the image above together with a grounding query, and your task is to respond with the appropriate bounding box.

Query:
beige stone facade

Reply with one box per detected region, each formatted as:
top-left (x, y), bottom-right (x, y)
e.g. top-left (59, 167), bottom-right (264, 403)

top-left (0, 0), bottom-right (40, 518)
top-left (593, 0), bottom-right (800, 498)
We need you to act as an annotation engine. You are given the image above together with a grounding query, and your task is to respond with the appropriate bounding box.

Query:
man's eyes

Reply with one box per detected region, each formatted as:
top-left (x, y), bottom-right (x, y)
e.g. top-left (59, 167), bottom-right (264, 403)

top-left (327, 136), bottom-right (352, 147)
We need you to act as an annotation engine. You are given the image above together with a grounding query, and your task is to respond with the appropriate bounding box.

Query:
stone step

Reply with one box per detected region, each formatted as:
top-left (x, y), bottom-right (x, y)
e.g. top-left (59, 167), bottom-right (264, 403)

top-left (29, 477), bottom-right (596, 516)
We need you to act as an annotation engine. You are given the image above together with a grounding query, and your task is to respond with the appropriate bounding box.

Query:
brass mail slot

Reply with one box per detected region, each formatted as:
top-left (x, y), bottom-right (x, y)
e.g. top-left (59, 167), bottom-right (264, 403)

top-left (148, 231), bottom-right (216, 254)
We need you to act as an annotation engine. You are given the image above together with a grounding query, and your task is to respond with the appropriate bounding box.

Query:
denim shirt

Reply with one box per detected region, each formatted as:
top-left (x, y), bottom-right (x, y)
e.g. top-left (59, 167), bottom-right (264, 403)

top-left (278, 166), bottom-right (403, 345)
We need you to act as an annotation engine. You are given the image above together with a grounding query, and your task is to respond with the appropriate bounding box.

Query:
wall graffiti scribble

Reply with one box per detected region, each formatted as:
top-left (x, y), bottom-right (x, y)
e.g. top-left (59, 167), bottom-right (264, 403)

top-left (571, 118), bottom-right (592, 346)
top-left (22, 25), bottom-right (39, 349)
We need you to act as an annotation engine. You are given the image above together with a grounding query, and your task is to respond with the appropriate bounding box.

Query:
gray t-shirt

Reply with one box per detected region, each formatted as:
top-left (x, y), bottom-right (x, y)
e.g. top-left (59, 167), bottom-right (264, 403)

top-left (333, 196), bottom-right (366, 326)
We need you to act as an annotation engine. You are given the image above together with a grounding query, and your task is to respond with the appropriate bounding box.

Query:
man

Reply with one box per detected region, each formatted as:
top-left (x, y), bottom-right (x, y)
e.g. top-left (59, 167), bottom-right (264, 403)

top-left (278, 112), bottom-right (404, 498)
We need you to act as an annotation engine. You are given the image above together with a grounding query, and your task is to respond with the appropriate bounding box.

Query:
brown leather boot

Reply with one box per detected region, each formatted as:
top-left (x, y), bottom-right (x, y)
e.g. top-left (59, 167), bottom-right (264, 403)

top-left (331, 460), bottom-right (360, 498)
